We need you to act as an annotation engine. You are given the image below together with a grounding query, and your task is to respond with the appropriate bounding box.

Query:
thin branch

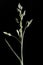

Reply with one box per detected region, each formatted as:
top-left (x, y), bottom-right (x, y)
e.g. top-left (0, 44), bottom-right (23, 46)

top-left (12, 35), bottom-right (21, 44)
top-left (5, 39), bottom-right (21, 62)
top-left (23, 19), bottom-right (33, 36)
top-left (3, 32), bottom-right (21, 44)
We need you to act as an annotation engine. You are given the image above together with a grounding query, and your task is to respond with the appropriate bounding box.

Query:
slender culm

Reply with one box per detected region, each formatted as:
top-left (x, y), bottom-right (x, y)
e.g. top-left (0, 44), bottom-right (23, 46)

top-left (3, 3), bottom-right (33, 65)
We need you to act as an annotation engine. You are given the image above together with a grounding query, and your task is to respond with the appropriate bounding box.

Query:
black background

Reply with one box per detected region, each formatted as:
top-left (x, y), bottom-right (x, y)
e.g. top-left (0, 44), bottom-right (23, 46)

top-left (0, 0), bottom-right (42, 65)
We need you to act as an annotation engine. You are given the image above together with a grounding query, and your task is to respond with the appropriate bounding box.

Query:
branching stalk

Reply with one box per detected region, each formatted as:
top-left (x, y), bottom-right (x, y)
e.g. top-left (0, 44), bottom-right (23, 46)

top-left (3, 3), bottom-right (33, 65)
